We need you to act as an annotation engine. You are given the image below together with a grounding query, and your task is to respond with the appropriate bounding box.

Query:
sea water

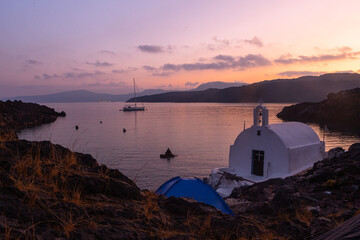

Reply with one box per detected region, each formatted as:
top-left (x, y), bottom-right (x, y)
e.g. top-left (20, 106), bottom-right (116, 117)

top-left (18, 102), bottom-right (359, 189)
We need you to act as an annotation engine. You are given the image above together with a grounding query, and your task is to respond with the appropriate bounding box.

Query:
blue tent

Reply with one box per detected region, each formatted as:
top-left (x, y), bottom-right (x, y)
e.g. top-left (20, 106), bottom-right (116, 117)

top-left (156, 176), bottom-right (234, 215)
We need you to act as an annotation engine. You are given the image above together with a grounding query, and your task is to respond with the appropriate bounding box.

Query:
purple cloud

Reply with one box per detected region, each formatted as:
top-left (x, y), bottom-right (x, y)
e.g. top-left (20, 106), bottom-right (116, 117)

top-left (143, 65), bottom-right (157, 71)
top-left (86, 82), bottom-right (126, 87)
top-left (278, 71), bottom-right (325, 77)
top-left (26, 59), bottom-right (41, 65)
top-left (275, 51), bottom-right (360, 64)
top-left (112, 67), bottom-right (137, 74)
top-left (138, 45), bottom-right (163, 53)
top-left (208, 37), bottom-right (230, 51)
top-left (86, 61), bottom-right (113, 67)
top-left (35, 71), bottom-right (105, 80)
top-left (100, 50), bottom-right (116, 55)
top-left (333, 70), bottom-right (355, 74)
top-left (185, 81), bottom-right (199, 87)
top-left (244, 36), bottom-right (263, 47)
top-left (43, 73), bottom-right (59, 79)
top-left (152, 72), bottom-right (173, 77)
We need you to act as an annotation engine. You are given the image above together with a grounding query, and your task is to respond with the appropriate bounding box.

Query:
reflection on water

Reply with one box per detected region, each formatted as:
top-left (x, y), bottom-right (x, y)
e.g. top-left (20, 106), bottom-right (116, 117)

top-left (18, 102), bottom-right (360, 190)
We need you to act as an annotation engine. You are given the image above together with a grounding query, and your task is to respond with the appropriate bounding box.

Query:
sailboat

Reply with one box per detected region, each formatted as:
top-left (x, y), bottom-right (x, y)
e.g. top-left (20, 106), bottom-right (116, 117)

top-left (122, 78), bottom-right (145, 112)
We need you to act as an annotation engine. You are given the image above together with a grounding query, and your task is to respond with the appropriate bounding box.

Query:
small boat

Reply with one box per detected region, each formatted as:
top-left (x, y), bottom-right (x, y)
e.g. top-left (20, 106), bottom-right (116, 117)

top-left (160, 148), bottom-right (175, 159)
top-left (122, 78), bottom-right (145, 112)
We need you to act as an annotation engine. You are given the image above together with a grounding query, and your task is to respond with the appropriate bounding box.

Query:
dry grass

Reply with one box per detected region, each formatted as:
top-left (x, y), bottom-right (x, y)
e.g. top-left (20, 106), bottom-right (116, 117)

top-left (142, 191), bottom-right (160, 222)
top-left (98, 165), bottom-right (110, 179)
top-left (156, 225), bottom-right (189, 239)
top-left (64, 151), bottom-right (78, 168)
top-left (0, 130), bottom-right (17, 141)
top-left (3, 216), bottom-right (12, 240)
top-left (63, 210), bottom-right (76, 238)
top-left (295, 208), bottom-right (313, 227)
top-left (323, 179), bottom-right (337, 188)
top-left (63, 184), bottom-right (84, 206)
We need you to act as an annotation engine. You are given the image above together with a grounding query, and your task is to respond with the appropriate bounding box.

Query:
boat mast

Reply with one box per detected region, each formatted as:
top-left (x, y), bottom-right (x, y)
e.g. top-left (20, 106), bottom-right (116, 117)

top-left (133, 78), bottom-right (137, 107)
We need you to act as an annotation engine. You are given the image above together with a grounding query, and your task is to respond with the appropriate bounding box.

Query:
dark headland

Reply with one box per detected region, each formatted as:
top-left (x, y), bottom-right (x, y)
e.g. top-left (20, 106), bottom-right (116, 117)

top-left (277, 88), bottom-right (360, 133)
top-left (1, 100), bottom-right (360, 239)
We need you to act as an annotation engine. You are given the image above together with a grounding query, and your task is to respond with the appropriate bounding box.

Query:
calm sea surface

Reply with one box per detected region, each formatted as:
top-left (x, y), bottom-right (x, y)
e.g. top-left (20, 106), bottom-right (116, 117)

top-left (18, 102), bottom-right (360, 190)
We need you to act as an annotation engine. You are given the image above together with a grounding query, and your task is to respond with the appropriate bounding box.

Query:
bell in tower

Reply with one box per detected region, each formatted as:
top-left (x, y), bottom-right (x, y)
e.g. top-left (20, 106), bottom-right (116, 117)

top-left (253, 102), bottom-right (269, 127)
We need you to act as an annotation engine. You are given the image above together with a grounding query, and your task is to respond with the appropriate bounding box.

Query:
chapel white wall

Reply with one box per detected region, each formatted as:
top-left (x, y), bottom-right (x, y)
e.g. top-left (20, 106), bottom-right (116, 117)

top-left (288, 142), bottom-right (324, 173)
top-left (229, 126), bottom-right (289, 179)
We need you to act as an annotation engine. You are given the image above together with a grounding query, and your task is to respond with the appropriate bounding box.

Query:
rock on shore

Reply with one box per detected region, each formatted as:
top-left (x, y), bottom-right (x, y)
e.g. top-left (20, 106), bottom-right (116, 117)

top-left (277, 88), bottom-right (360, 133)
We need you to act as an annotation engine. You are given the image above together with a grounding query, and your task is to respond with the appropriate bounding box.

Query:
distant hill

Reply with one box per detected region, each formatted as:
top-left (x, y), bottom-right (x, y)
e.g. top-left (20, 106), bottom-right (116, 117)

top-left (128, 73), bottom-right (360, 103)
top-left (192, 81), bottom-right (247, 91)
top-left (3, 89), bottom-right (169, 103)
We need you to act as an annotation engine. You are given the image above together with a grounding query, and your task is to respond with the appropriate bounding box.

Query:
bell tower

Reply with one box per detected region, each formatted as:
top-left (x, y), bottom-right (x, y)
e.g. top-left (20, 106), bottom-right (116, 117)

top-left (253, 101), bottom-right (269, 127)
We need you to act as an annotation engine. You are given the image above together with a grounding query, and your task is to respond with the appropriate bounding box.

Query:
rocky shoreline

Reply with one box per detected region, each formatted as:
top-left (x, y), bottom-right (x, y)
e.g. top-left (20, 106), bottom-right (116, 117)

top-left (1, 100), bottom-right (360, 239)
top-left (0, 100), bottom-right (66, 140)
top-left (277, 88), bottom-right (360, 133)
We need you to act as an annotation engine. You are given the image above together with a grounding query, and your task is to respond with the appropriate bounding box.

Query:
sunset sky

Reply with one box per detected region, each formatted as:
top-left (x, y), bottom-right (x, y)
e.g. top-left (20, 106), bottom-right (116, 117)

top-left (1, 0), bottom-right (360, 97)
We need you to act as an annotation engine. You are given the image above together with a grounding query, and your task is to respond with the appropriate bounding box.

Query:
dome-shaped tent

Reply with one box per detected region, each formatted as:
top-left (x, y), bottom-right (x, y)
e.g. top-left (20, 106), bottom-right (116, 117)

top-left (156, 176), bottom-right (234, 215)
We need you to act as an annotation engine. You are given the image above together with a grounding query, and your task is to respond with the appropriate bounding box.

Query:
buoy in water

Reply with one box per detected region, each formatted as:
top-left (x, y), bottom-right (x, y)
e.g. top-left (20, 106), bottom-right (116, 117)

top-left (123, 128), bottom-right (126, 133)
top-left (75, 125), bottom-right (79, 130)
top-left (100, 121), bottom-right (102, 124)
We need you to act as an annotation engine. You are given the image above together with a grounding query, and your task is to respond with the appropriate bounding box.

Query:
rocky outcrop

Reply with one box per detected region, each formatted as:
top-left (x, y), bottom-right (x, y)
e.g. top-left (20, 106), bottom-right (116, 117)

top-left (277, 88), bottom-right (360, 133)
top-left (0, 100), bottom-right (66, 140)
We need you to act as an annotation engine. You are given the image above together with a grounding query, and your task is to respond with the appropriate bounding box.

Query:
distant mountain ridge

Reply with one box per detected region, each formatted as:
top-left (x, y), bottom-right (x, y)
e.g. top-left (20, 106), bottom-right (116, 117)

top-left (3, 81), bottom-right (245, 103)
top-left (3, 89), bottom-right (169, 103)
top-left (1, 81), bottom-right (246, 103)
top-left (128, 73), bottom-right (360, 103)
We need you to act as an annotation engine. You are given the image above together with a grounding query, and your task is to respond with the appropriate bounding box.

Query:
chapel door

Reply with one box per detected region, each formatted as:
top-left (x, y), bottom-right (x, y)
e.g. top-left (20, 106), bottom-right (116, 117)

top-left (252, 150), bottom-right (264, 176)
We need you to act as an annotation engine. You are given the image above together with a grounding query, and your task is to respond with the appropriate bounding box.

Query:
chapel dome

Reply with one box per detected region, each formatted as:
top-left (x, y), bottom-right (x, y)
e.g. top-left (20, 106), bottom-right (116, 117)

top-left (267, 122), bottom-right (321, 149)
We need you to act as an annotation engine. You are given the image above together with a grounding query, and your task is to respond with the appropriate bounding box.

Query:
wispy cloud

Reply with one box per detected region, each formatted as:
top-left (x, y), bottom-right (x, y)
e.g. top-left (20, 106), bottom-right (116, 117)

top-left (277, 71), bottom-right (325, 77)
top-left (278, 70), bottom-right (357, 77)
top-left (112, 67), bottom-right (137, 74)
top-left (208, 37), bottom-right (230, 51)
top-left (274, 51), bottom-right (360, 64)
top-left (43, 73), bottom-right (59, 79)
top-left (100, 50), bottom-right (116, 55)
top-left (138, 45), bottom-right (164, 53)
top-left (63, 71), bottom-right (105, 78)
top-left (143, 65), bottom-right (157, 71)
top-left (86, 61), bottom-right (113, 67)
top-left (207, 36), bottom-right (264, 50)
top-left (34, 71), bottom-right (105, 80)
top-left (26, 59), bottom-right (41, 65)
top-left (86, 81), bottom-right (126, 87)
top-left (333, 70), bottom-right (356, 74)
top-left (152, 72), bottom-right (173, 77)
top-left (244, 36), bottom-right (263, 47)
top-left (185, 81), bottom-right (199, 87)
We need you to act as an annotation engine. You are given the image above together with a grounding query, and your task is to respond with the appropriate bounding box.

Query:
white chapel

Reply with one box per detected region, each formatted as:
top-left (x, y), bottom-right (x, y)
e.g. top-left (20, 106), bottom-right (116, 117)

top-left (209, 103), bottom-right (326, 196)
